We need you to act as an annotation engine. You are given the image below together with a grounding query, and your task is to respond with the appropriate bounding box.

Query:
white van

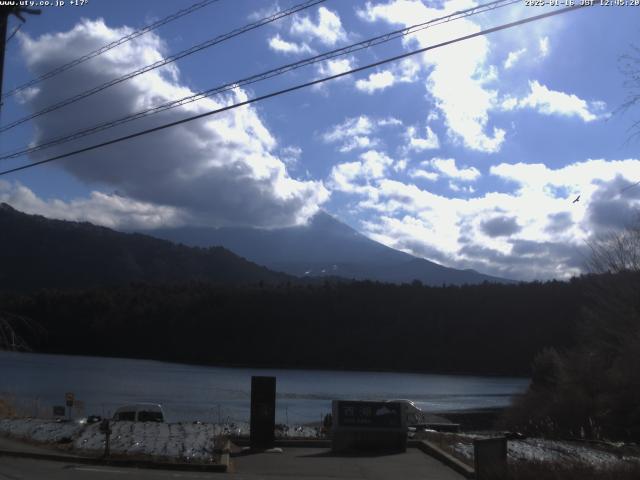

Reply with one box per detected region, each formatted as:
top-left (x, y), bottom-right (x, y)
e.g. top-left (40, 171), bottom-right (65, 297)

top-left (112, 403), bottom-right (165, 422)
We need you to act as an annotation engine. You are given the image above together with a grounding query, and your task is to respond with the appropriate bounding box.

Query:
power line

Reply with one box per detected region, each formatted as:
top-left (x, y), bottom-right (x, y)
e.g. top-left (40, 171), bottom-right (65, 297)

top-left (5, 23), bottom-right (21, 45)
top-left (0, 0), bottom-right (517, 161)
top-left (0, 4), bottom-right (593, 178)
top-left (0, 0), bottom-right (325, 134)
top-left (1, 0), bottom-right (222, 100)
top-left (620, 180), bottom-right (640, 194)
top-left (0, 0), bottom-right (519, 162)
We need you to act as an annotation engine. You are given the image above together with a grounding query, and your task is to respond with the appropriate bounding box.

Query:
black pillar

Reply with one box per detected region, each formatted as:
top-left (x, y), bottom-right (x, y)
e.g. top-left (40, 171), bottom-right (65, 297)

top-left (250, 375), bottom-right (276, 449)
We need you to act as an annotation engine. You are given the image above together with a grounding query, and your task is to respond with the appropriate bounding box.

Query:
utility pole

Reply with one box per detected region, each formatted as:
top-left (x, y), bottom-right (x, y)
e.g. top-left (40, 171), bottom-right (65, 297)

top-left (0, 6), bottom-right (41, 110)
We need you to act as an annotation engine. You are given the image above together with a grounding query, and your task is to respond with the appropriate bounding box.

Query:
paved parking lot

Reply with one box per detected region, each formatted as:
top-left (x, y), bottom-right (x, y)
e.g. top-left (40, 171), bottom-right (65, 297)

top-left (230, 447), bottom-right (465, 480)
top-left (0, 436), bottom-right (465, 480)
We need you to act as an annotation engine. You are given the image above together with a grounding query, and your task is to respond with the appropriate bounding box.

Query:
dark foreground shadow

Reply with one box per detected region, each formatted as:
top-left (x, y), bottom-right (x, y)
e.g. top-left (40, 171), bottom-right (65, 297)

top-left (297, 450), bottom-right (406, 458)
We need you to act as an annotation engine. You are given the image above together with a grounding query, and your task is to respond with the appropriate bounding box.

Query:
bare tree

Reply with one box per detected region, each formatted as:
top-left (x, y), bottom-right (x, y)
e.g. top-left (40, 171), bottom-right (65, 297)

top-left (0, 312), bottom-right (39, 351)
top-left (505, 218), bottom-right (640, 440)
top-left (587, 221), bottom-right (640, 274)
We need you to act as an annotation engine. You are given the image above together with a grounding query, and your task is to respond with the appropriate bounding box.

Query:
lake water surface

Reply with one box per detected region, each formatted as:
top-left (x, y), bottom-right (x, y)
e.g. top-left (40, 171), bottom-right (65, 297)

top-left (0, 351), bottom-right (529, 424)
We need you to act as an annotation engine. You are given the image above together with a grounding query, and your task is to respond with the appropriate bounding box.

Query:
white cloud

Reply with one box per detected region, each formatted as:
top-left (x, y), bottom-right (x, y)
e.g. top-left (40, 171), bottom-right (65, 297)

top-left (394, 158), bottom-right (409, 172)
top-left (409, 168), bottom-right (439, 181)
top-left (405, 125), bottom-right (440, 152)
top-left (357, 150), bottom-right (394, 179)
top-left (329, 161), bottom-right (368, 194)
top-left (323, 116), bottom-right (374, 147)
top-left (290, 6), bottom-right (347, 46)
top-left (504, 47), bottom-right (527, 70)
top-left (397, 58), bottom-right (421, 82)
top-left (268, 34), bottom-right (314, 55)
top-left (489, 159), bottom-right (640, 195)
top-left (355, 70), bottom-right (396, 94)
top-left (502, 81), bottom-right (608, 122)
top-left (313, 57), bottom-right (356, 92)
top-left (503, 39), bottom-right (548, 71)
top-left (316, 57), bottom-right (354, 77)
top-left (539, 36), bottom-right (549, 58)
top-left (354, 59), bottom-right (421, 94)
top-left (430, 158), bottom-right (480, 181)
top-left (379, 117), bottom-right (403, 127)
top-left (18, 19), bottom-right (328, 228)
top-left (329, 150), bottom-right (393, 194)
top-left (333, 155), bottom-right (640, 280)
top-left (248, 2), bottom-right (281, 22)
top-left (448, 181), bottom-right (475, 194)
top-left (280, 145), bottom-right (303, 165)
top-left (342, 137), bottom-right (377, 153)
top-left (14, 86), bottom-right (40, 104)
top-left (357, 0), bottom-right (432, 24)
top-left (358, 0), bottom-right (506, 153)
top-left (0, 181), bottom-right (187, 230)
top-left (322, 116), bottom-right (401, 152)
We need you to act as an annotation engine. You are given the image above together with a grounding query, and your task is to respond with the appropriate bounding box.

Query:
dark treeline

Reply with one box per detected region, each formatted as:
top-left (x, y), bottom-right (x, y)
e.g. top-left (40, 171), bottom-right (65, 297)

top-left (504, 270), bottom-right (640, 440)
top-left (1, 277), bottom-right (587, 376)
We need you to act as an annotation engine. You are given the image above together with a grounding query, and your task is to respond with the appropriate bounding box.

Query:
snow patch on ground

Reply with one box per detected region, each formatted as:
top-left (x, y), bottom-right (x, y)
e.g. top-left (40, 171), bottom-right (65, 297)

top-left (74, 422), bottom-right (219, 462)
top-left (0, 418), bottom-right (83, 443)
top-left (451, 435), bottom-right (640, 469)
top-left (0, 418), bottom-right (320, 462)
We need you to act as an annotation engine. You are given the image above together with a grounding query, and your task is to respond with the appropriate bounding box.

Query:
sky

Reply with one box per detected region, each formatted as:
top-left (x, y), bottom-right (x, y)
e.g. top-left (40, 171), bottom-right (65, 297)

top-left (0, 0), bottom-right (639, 281)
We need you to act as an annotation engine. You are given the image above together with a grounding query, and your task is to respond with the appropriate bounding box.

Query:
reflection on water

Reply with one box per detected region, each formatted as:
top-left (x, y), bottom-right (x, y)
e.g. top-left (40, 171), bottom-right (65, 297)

top-left (0, 351), bottom-right (529, 424)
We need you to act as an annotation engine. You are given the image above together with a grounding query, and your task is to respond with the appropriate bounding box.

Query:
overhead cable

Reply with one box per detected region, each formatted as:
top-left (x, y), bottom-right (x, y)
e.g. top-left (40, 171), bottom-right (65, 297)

top-left (0, 0), bottom-right (518, 161)
top-left (0, 4), bottom-right (593, 177)
top-left (0, 0), bottom-right (326, 134)
top-left (1, 0), bottom-right (222, 100)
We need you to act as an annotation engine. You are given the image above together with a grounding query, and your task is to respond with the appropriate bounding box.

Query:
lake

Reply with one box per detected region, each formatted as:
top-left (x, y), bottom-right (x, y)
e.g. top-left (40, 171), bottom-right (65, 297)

top-left (0, 351), bottom-right (529, 424)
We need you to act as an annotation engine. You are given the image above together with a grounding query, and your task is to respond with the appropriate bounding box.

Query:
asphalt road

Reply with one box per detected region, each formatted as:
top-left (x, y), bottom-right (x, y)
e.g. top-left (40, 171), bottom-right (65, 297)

top-left (231, 447), bottom-right (465, 479)
top-left (0, 448), bottom-right (465, 480)
top-left (0, 457), bottom-right (218, 480)
top-left (0, 438), bottom-right (69, 457)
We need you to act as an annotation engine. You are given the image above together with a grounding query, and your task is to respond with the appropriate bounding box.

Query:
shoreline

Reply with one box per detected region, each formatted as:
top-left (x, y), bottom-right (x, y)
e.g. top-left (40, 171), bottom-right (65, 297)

top-left (0, 350), bottom-right (531, 379)
top-left (440, 407), bottom-right (506, 430)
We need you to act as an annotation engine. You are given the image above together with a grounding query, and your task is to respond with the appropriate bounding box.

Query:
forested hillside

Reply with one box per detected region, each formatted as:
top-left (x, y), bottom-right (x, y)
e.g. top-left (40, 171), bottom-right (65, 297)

top-left (0, 203), bottom-right (291, 290)
top-left (1, 278), bottom-right (586, 375)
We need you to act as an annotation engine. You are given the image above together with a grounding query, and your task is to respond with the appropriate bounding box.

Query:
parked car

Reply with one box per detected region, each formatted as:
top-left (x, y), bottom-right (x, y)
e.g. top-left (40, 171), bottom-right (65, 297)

top-left (86, 415), bottom-right (102, 424)
top-left (112, 403), bottom-right (165, 422)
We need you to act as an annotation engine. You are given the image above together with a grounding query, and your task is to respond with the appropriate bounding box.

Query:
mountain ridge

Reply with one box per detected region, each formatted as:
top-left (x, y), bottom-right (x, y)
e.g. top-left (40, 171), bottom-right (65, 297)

top-left (147, 210), bottom-right (513, 285)
top-left (0, 203), bottom-right (292, 291)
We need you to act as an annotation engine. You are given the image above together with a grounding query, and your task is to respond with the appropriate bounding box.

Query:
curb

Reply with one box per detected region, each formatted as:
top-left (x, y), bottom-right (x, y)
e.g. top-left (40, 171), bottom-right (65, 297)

top-left (410, 440), bottom-right (475, 479)
top-left (230, 437), bottom-right (474, 478)
top-left (232, 438), bottom-right (331, 448)
top-left (0, 449), bottom-right (228, 473)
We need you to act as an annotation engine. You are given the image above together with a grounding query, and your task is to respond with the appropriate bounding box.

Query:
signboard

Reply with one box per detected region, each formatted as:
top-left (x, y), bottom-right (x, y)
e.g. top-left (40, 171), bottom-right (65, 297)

top-left (331, 400), bottom-right (407, 452)
top-left (65, 392), bottom-right (74, 407)
top-left (53, 406), bottom-right (66, 417)
top-left (336, 401), bottom-right (402, 429)
top-left (74, 400), bottom-right (85, 415)
top-left (250, 376), bottom-right (276, 449)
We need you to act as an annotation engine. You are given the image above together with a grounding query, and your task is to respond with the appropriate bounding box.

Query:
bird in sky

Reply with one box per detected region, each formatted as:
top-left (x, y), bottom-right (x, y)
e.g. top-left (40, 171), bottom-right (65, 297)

top-left (572, 195), bottom-right (580, 204)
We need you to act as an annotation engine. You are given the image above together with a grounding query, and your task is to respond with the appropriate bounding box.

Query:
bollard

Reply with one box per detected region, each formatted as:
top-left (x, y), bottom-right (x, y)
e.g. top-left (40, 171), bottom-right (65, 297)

top-left (100, 419), bottom-right (112, 458)
top-left (474, 437), bottom-right (507, 480)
